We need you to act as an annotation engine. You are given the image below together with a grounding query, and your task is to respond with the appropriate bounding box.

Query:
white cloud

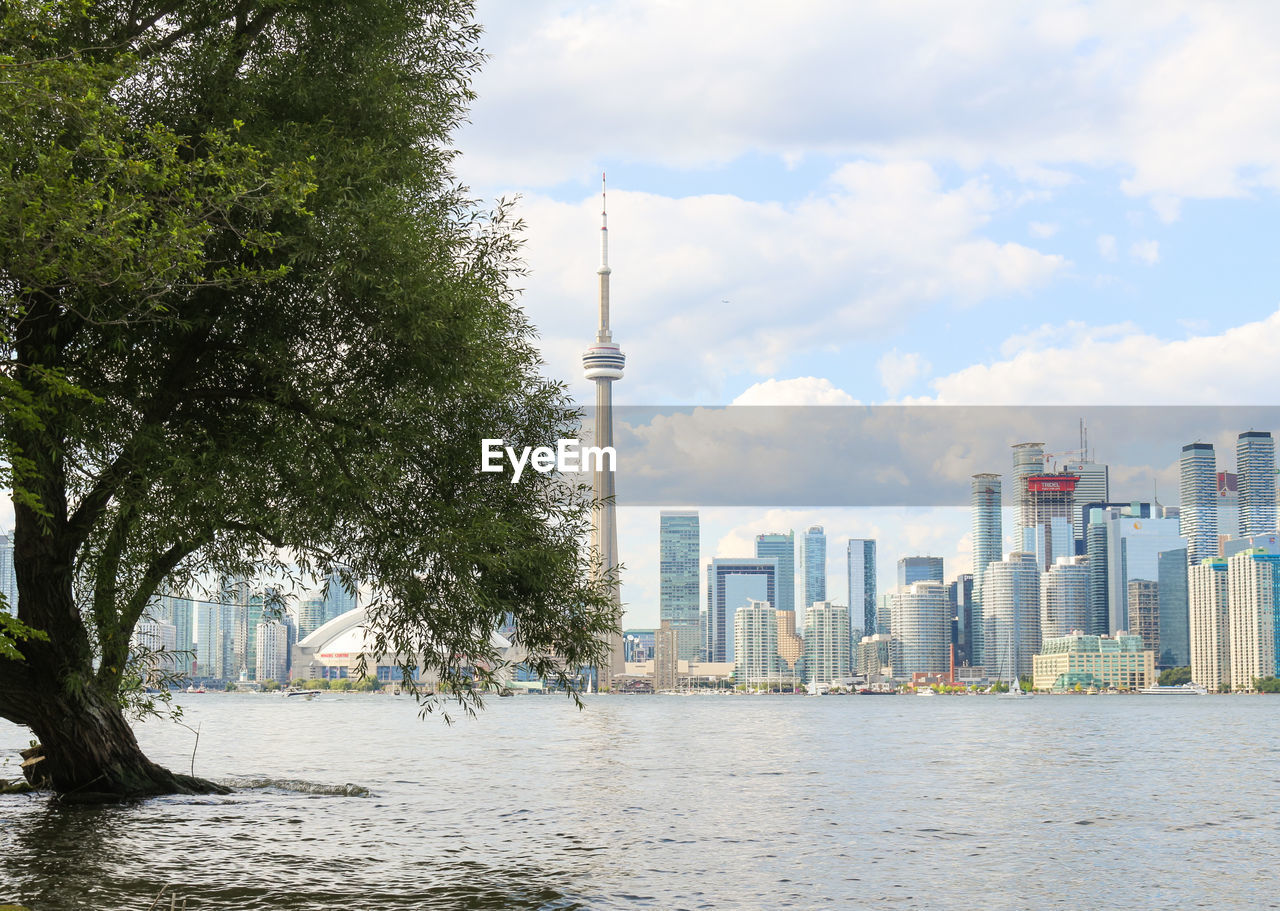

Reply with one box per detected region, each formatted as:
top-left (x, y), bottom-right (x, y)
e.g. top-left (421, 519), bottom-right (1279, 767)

top-left (732, 377), bottom-right (858, 406)
top-left (1029, 221), bottom-right (1059, 238)
top-left (1097, 233), bottom-right (1118, 260)
top-left (1130, 239), bottom-right (1160, 265)
top-left (877, 350), bottom-right (932, 397)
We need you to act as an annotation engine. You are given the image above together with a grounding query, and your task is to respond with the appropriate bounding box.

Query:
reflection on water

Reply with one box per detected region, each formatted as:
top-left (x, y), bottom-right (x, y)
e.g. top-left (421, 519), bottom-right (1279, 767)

top-left (2, 695), bottom-right (1279, 909)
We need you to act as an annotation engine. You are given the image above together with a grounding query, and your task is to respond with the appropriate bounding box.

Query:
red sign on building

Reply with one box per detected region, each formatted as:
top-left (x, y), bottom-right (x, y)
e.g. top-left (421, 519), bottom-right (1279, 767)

top-left (1027, 474), bottom-right (1079, 493)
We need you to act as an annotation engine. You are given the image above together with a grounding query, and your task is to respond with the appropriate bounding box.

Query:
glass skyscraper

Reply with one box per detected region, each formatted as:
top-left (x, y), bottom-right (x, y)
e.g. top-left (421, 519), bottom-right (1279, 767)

top-left (1179, 442), bottom-right (1218, 565)
top-left (846, 538), bottom-right (876, 643)
top-left (798, 526), bottom-right (826, 624)
top-left (0, 530), bottom-right (16, 616)
top-left (970, 473), bottom-right (1002, 669)
top-left (706, 558), bottom-right (777, 663)
top-left (661, 510), bottom-right (702, 661)
top-left (1237, 431), bottom-right (1277, 537)
top-left (897, 556), bottom-right (943, 588)
top-left (755, 531), bottom-right (795, 614)
top-left (1157, 548), bottom-right (1189, 668)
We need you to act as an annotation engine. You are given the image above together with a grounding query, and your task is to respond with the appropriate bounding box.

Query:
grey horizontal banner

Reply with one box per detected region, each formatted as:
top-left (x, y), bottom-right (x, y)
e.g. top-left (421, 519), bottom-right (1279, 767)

top-left (540, 405), bottom-right (1279, 506)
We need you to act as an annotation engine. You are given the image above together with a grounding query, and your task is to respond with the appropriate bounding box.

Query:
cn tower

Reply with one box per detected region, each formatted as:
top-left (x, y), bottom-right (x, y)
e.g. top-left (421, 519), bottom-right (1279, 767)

top-left (581, 174), bottom-right (626, 688)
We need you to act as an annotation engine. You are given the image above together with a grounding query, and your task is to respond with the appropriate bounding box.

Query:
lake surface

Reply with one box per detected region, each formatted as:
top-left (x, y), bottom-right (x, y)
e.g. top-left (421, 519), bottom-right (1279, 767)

top-left (2, 693), bottom-right (1278, 910)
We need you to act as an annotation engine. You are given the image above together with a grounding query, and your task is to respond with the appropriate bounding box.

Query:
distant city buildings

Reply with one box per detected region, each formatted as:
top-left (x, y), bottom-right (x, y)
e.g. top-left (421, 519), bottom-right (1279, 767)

top-left (888, 581), bottom-right (949, 677)
top-left (846, 537), bottom-right (876, 643)
top-left (1189, 558), bottom-right (1231, 692)
top-left (803, 601), bottom-right (852, 685)
top-left (776, 609), bottom-right (803, 678)
top-left (1180, 443), bottom-right (1219, 566)
top-left (755, 530), bottom-right (795, 614)
top-left (1236, 431), bottom-right (1277, 537)
top-left (705, 557), bottom-right (777, 663)
top-left (897, 556), bottom-right (943, 588)
top-left (0, 530), bottom-right (16, 616)
top-left (798, 525), bottom-right (826, 625)
top-left (984, 552), bottom-right (1041, 680)
top-left (734, 599), bottom-right (780, 686)
top-left (1127, 579), bottom-right (1160, 655)
top-left (1040, 556), bottom-right (1090, 641)
top-left (654, 620), bottom-right (679, 691)
top-left (255, 619), bottom-right (289, 683)
top-left (1032, 632), bottom-right (1155, 692)
top-left (970, 473), bottom-right (1002, 669)
top-left (1226, 549), bottom-right (1280, 692)
top-left (661, 510), bottom-right (702, 660)
top-left (1157, 547), bottom-right (1190, 668)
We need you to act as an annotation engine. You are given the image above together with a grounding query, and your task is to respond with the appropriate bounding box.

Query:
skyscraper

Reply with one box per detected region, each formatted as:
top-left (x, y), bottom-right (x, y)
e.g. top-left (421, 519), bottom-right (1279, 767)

top-left (888, 581), bottom-right (950, 676)
top-left (654, 620), bottom-right (679, 692)
top-left (0, 530), bottom-right (16, 616)
top-left (1157, 548), bottom-right (1190, 668)
top-left (323, 568), bottom-right (358, 624)
top-left (1127, 579), bottom-right (1160, 655)
top-left (846, 538), bottom-right (876, 644)
top-left (1217, 471), bottom-right (1239, 538)
top-left (1022, 473), bottom-right (1078, 570)
top-left (1189, 558), bottom-right (1230, 691)
top-left (896, 556), bottom-right (944, 588)
top-left (755, 531), bottom-right (795, 614)
top-left (984, 552), bottom-right (1041, 680)
top-left (582, 175), bottom-right (626, 686)
top-left (1180, 443), bottom-right (1218, 565)
top-left (734, 600), bottom-right (780, 687)
top-left (948, 574), bottom-right (974, 667)
top-left (662, 510), bottom-right (702, 661)
top-left (970, 473), bottom-right (1002, 669)
top-left (1041, 556), bottom-right (1090, 640)
top-left (296, 596), bottom-right (327, 640)
top-left (803, 601), bottom-right (852, 685)
top-left (1063, 457), bottom-right (1110, 549)
top-left (1011, 442), bottom-right (1045, 544)
top-left (798, 525), bottom-right (826, 624)
top-left (1101, 505), bottom-right (1185, 635)
top-left (1237, 431), bottom-right (1277, 537)
top-left (705, 558), bottom-right (777, 663)
top-left (255, 619), bottom-right (289, 684)
top-left (1227, 549), bottom-right (1280, 692)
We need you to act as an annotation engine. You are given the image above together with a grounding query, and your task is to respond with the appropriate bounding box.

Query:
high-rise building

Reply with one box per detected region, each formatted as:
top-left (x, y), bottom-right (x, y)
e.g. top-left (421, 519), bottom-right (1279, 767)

top-left (1180, 443), bottom-right (1219, 565)
top-left (132, 619), bottom-right (178, 681)
top-left (734, 600), bottom-right (780, 686)
top-left (1022, 474), bottom-right (1078, 570)
top-left (1217, 471), bottom-right (1239, 539)
top-left (255, 619), bottom-right (289, 683)
top-left (1085, 512), bottom-right (1111, 636)
top-left (706, 558), bottom-right (777, 663)
top-left (1012, 442), bottom-right (1046, 541)
top-left (1189, 558), bottom-right (1230, 692)
top-left (1063, 458), bottom-right (1110, 549)
top-left (145, 594), bottom-right (194, 676)
top-left (983, 552), bottom-right (1041, 680)
top-left (1101, 505), bottom-right (1186, 635)
top-left (897, 556), bottom-right (944, 588)
top-left (888, 581), bottom-right (950, 677)
top-left (196, 600), bottom-right (224, 678)
top-left (0, 530), bottom-right (16, 616)
top-left (1227, 549), bottom-right (1280, 692)
top-left (296, 596), bottom-right (326, 640)
top-left (798, 526), bottom-right (827, 625)
top-left (803, 601), bottom-right (852, 685)
top-left (1127, 579), bottom-right (1160, 655)
top-left (323, 568), bottom-right (358, 624)
top-left (755, 530), bottom-right (794, 615)
top-left (662, 511), bottom-right (702, 661)
top-left (948, 574), bottom-right (974, 667)
top-left (845, 538), bottom-right (876, 646)
top-left (582, 176), bottom-right (626, 686)
top-left (776, 609), bottom-right (804, 677)
top-left (1041, 556), bottom-right (1090, 640)
top-left (1237, 432), bottom-right (1277, 537)
top-left (1157, 548), bottom-right (1190, 668)
top-left (654, 620), bottom-right (679, 691)
top-left (970, 473), bottom-right (1003, 669)
top-left (856, 633), bottom-right (896, 677)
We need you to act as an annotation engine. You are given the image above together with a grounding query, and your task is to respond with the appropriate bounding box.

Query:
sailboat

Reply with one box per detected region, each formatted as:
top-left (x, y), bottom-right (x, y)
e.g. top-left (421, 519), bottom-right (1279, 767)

top-left (998, 675), bottom-right (1033, 699)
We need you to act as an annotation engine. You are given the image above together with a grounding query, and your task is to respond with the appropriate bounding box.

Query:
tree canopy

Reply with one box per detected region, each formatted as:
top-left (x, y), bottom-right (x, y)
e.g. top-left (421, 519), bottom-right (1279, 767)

top-left (0, 0), bottom-right (614, 796)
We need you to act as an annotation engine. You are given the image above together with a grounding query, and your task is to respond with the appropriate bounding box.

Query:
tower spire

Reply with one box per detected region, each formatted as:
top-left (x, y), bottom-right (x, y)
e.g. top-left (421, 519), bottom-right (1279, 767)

top-left (598, 171), bottom-right (611, 341)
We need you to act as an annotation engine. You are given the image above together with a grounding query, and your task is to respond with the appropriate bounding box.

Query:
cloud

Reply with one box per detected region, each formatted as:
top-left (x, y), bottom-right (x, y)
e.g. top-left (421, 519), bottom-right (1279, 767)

top-left (732, 377), bottom-right (858, 406)
top-left (1029, 221), bottom-right (1059, 238)
top-left (877, 350), bottom-right (932, 397)
top-left (1130, 239), bottom-right (1160, 265)
top-left (1097, 233), bottom-right (1118, 260)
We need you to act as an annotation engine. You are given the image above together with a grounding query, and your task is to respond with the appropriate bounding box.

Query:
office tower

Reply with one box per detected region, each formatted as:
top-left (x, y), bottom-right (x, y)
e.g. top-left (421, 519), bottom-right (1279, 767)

top-left (235, 588), bottom-right (266, 680)
top-left (662, 510), bottom-right (703, 660)
top-left (970, 473), bottom-right (1002, 669)
top-left (733, 600), bottom-right (779, 686)
top-left (196, 600), bottom-right (223, 678)
top-left (323, 568), bottom-right (358, 623)
top-left (654, 620), bottom-right (679, 691)
top-left (897, 556), bottom-right (944, 588)
top-left (581, 177), bottom-right (626, 686)
top-left (1063, 457), bottom-right (1110, 549)
top-left (804, 601), bottom-right (852, 685)
top-left (888, 581), bottom-right (950, 676)
top-left (623, 628), bottom-right (656, 661)
top-left (0, 530), bottom-right (16, 615)
top-left (1022, 473), bottom-right (1078, 570)
top-left (1101, 504), bottom-right (1186, 635)
top-left (1041, 556), bottom-right (1090, 640)
top-left (1223, 534), bottom-right (1280, 558)
top-left (1157, 548), bottom-right (1190, 668)
top-left (776, 609), bottom-right (804, 677)
top-left (949, 574), bottom-right (974, 667)
top-left (706, 557), bottom-right (777, 663)
top-left (1216, 472), bottom-right (1239, 539)
top-left (1227, 549), bottom-right (1280, 691)
top-left (754, 531), bottom-right (795, 615)
top-left (798, 526), bottom-right (827, 625)
top-left (846, 538), bottom-right (876, 646)
top-left (167, 595), bottom-right (194, 663)
top-left (255, 619), bottom-right (289, 683)
top-left (1012, 442), bottom-right (1045, 541)
top-left (1085, 511), bottom-right (1110, 636)
top-left (297, 596), bottom-right (326, 640)
top-left (1189, 558), bottom-right (1230, 691)
top-left (983, 552), bottom-right (1041, 680)
top-left (1127, 579), bottom-right (1160, 654)
top-left (1180, 443), bottom-right (1218, 565)
top-left (1237, 432), bottom-right (1277, 537)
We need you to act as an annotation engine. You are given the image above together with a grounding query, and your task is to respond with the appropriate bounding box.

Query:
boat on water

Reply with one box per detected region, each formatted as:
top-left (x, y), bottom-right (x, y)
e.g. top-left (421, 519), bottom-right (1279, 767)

top-left (915, 687), bottom-right (937, 697)
top-left (1138, 682), bottom-right (1209, 695)
top-left (283, 689), bottom-right (323, 698)
top-left (185, 685), bottom-right (206, 694)
top-left (998, 677), bottom-right (1033, 699)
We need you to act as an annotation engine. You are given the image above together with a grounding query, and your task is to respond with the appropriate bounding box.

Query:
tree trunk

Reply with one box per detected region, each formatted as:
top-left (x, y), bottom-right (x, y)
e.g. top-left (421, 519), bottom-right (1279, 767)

top-left (19, 686), bottom-right (228, 801)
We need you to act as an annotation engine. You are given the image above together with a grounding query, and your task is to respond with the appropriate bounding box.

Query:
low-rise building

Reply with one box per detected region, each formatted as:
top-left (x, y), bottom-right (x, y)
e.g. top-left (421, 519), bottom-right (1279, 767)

top-left (1032, 631), bottom-right (1156, 692)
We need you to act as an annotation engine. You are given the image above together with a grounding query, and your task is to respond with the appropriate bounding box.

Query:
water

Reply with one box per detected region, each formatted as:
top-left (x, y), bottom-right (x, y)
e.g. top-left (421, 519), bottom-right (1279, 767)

top-left (2, 694), bottom-right (1278, 909)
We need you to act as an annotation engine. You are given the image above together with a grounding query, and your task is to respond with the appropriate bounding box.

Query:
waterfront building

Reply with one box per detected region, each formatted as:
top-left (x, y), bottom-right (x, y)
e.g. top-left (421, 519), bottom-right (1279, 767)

top-left (856, 633), bottom-right (897, 677)
top-left (256, 619), bottom-right (289, 683)
top-left (1100, 505), bottom-right (1185, 635)
top-left (1127, 579), bottom-right (1160, 655)
top-left (803, 601), bottom-right (852, 685)
top-left (776, 609), bottom-right (804, 676)
top-left (1180, 443), bottom-right (1219, 566)
top-left (1041, 556), bottom-right (1090, 640)
top-left (1063, 457), bottom-right (1110, 549)
top-left (654, 620), bottom-right (679, 691)
top-left (888, 581), bottom-right (950, 677)
top-left (755, 530), bottom-right (795, 615)
top-left (846, 538), bottom-right (877, 649)
top-left (1227, 549), bottom-right (1280, 692)
top-left (983, 552), bottom-right (1040, 680)
top-left (705, 557), bottom-right (777, 663)
top-left (1237, 432), bottom-right (1277, 537)
top-left (661, 511), bottom-right (702, 660)
top-left (1157, 548), bottom-right (1190, 667)
top-left (1189, 558), bottom-right (1231, 691)
top-left (970, 473), bottom-right (1002, 669)
top-left (1031, 632), bottom-right (1155, 692)
top-left (0, 530), bottom-right (16, 616)
top-left (949, 574), bottom-right (974, 667)
top-left (733, 600), bottom-right (780, 686)
top-left (897, 556), bottom-right (943, 588)
top-left (798, 526), bottom-right (827, 626)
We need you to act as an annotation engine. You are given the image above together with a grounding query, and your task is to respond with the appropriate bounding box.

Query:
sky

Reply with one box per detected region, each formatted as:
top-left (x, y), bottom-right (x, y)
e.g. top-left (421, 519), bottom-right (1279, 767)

top-left (452, 1), bottom-right (1280, 629)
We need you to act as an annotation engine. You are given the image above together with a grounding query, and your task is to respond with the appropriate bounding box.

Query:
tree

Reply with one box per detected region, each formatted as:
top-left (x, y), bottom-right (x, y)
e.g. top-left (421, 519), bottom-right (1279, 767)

top-left (0, 0), bottom-right (614, 799)
top-left (1159, 666), bottom-right (1192, 687)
